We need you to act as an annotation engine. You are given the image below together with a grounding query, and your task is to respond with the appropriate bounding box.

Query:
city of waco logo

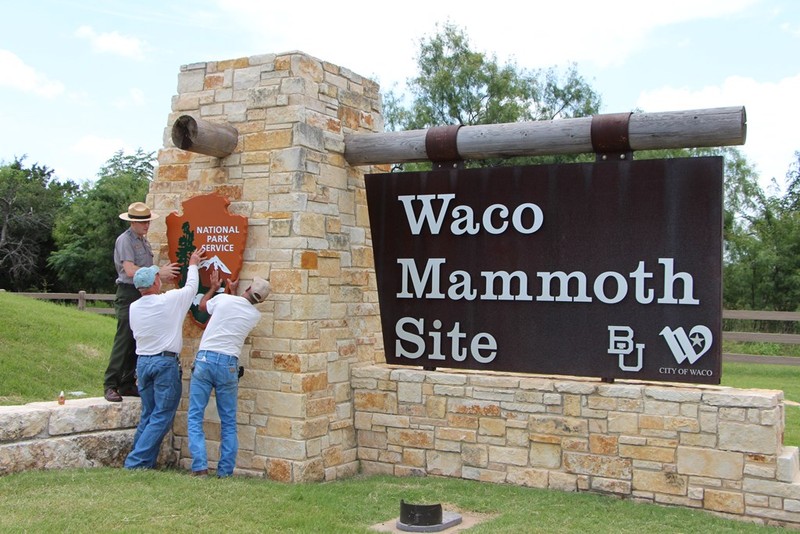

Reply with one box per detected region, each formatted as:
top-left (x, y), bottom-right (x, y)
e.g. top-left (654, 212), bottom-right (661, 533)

top-left (166, 193), bottom-right (248, 328)
top-left (659, 325), bottom-right (713, 364)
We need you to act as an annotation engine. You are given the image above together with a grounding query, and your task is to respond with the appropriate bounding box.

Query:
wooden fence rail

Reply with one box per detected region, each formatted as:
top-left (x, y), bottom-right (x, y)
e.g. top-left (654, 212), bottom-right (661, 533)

top-left (722, 309), bottom-right (800, 365)
top-left (722, 309), bottom-right (800, 345)
top-left (15, 291), bottom-right (116, 315)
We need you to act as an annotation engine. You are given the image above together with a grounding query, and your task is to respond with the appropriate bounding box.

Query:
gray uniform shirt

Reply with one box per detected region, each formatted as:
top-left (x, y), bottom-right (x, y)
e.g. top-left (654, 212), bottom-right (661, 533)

top-left (114, 227), bottom-right (154, 285)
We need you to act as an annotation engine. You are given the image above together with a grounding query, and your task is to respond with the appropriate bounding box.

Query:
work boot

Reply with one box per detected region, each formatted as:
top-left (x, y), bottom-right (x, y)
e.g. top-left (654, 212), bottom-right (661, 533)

top-left (118, 385), bottom-right (139, 397)
top-left (104, 388), bottom-right (122, 402)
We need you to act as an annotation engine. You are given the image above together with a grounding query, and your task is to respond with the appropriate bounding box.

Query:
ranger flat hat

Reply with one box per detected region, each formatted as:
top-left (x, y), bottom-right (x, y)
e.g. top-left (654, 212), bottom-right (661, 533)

top-left (120, 202), bottom-right (159, 222)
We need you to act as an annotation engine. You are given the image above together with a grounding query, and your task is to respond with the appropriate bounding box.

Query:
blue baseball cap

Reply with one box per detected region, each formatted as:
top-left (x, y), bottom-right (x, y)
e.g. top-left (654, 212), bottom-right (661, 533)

top-left (133, 265), bottom-right (159, 289)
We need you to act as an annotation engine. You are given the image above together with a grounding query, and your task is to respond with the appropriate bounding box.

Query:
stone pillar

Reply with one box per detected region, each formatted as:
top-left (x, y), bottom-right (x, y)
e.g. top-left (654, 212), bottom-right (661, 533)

top-left (145, 52), bottom-right (387, 481)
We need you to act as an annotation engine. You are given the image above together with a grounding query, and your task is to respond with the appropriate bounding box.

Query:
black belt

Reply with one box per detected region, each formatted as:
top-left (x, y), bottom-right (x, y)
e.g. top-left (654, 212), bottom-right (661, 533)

top-left (141, 351), bottom-right (179, 358)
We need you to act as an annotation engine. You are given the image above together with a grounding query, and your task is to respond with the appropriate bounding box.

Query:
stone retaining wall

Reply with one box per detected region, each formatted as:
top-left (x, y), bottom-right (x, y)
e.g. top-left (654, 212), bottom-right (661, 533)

top-left (3, 370), bottom-right (800, 528)
top-left (0, 398), bottom-right (173, 476)
top-left (353, 365), bottom-right (800, 529)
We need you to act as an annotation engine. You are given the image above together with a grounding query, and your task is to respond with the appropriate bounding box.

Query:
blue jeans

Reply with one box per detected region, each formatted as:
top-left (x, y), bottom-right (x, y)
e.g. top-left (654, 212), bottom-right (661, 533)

top-left (124, 354), bottom-right (181, 469)
top-left (187, 350), bottom-right (239, 476)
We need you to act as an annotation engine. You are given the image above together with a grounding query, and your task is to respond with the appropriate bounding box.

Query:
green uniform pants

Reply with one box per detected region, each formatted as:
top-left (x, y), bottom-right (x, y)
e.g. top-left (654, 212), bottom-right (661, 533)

top-left (103, 283), bottom-right (141, 391)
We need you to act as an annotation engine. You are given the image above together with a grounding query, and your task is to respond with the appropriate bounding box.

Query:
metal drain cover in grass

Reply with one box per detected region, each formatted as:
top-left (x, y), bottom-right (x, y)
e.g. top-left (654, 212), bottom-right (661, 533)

top-left (396, 500), bottom-right (462, 532)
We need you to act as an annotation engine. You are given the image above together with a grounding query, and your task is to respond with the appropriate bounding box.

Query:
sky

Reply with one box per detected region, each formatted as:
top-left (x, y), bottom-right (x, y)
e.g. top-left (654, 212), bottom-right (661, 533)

top-left (1, 0), bottom-right (798, 193)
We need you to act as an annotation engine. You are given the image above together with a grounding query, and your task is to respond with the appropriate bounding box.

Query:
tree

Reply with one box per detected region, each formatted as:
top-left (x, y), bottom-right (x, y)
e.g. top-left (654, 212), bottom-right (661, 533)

top-left (783, 151), bottom-right (800, 210)
top-left (96, 148), bottom-right (156, 181)
top-left (384, 22), bottom-right (601, 170)
top-left (724, 196), bottom-right (800, 312)
top-left (0, 158), bottom-right (78, 291)
top-left (48, 149), bottom-right (154, 292)
top-left (722, 151), bottom-right (800, 311)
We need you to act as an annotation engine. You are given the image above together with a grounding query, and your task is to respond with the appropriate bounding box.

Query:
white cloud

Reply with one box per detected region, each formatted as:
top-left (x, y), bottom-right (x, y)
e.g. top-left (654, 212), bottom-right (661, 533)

top-left (0, 50), bottom-right (64, 98)
top-left (113, 88), bottom-right (147, 108)
top-left (68, 135), bottom-right (133, 177)
top-left (636, 73), bottom-right (800, 189)
top-left (130, 88), bottom-right (146, 105)
top-left (209, 0), bottom-right (762, 91)
top-left (460, 0), bottom-right (760, 69)
top-left (74, 25), bottom-right (147, 61)
top-left (67, 90), bottom-right (93, 107)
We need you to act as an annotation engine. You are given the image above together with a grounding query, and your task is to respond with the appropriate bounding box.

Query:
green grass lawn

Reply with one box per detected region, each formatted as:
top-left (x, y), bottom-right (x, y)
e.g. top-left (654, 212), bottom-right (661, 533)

top-left (725, 340), bottom-right (800, 358)
top-left (0, 469), bottom-right (784, 533)
top-left (0, 291), bottom-right (112, 405)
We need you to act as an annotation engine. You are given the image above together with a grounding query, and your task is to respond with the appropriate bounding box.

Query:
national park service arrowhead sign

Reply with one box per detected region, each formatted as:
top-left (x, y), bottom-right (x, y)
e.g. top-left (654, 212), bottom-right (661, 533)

top-left (166, 193), bottom-right (248, 327)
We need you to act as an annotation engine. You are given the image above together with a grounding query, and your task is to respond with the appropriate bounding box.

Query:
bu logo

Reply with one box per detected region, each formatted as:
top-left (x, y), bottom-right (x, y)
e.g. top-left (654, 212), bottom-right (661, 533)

top-left (659, 326), bottom-right (713, 364)
top-left (607, 326), bottom-right (644, 372)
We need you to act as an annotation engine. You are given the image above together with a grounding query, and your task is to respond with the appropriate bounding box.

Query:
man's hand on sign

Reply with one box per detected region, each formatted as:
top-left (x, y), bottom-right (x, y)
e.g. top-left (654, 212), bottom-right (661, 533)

top-left (160, 262), bottom-right (181, 282)
top-left (188, 249), bottom-right (205, 266)
top-left (209, 268), bottom-right (223, 293)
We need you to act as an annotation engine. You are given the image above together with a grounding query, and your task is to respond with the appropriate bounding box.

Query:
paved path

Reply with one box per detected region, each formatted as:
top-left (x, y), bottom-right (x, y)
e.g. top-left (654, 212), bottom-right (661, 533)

top-left (724, 353), bottom-right (800, 366)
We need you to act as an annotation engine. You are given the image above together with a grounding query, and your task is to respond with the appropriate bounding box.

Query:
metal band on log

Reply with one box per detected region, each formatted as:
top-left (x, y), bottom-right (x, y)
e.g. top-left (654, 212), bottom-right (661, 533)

top-left (344, 106), bottom-right (746, 165)
top-left (591, 112), bottom-right (632, 159)
top-left (171, 115), bottom-right (239, 158)
top-left (425, 124), bottom-right (463, 169)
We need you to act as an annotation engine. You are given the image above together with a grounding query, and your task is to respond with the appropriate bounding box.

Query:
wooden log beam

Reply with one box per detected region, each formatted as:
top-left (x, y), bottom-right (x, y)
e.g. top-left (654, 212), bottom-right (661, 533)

top-left (171, 115), bottom-right (239, 158)
top-left (344, 106), bottom-right (746, 166)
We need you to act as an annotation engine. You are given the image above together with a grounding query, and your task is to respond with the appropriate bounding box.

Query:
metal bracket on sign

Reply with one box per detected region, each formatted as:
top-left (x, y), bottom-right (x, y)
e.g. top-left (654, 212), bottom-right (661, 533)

top-left (426, 125), bottom-right (464, 170)
top-left (591, 112), bottom-right (633, 162)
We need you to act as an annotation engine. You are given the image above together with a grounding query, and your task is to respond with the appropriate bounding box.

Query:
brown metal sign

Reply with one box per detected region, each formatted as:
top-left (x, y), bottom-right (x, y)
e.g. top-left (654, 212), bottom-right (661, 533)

top-left (366, 158), bottom-right (723, 384)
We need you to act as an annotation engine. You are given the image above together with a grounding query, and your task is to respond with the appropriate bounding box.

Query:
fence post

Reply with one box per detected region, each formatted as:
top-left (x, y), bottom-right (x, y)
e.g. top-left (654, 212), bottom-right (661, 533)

top-left (78, 290), bottom-right (86, 311)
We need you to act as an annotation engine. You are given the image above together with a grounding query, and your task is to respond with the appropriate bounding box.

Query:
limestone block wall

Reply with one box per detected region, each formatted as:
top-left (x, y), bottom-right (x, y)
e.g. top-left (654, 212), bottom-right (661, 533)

top-left (0, 398), bottom-right (173, 475)
top-left (353, 365), bottom-right (800, 529)
top-left (144, 51), bottom-right (386, 482)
